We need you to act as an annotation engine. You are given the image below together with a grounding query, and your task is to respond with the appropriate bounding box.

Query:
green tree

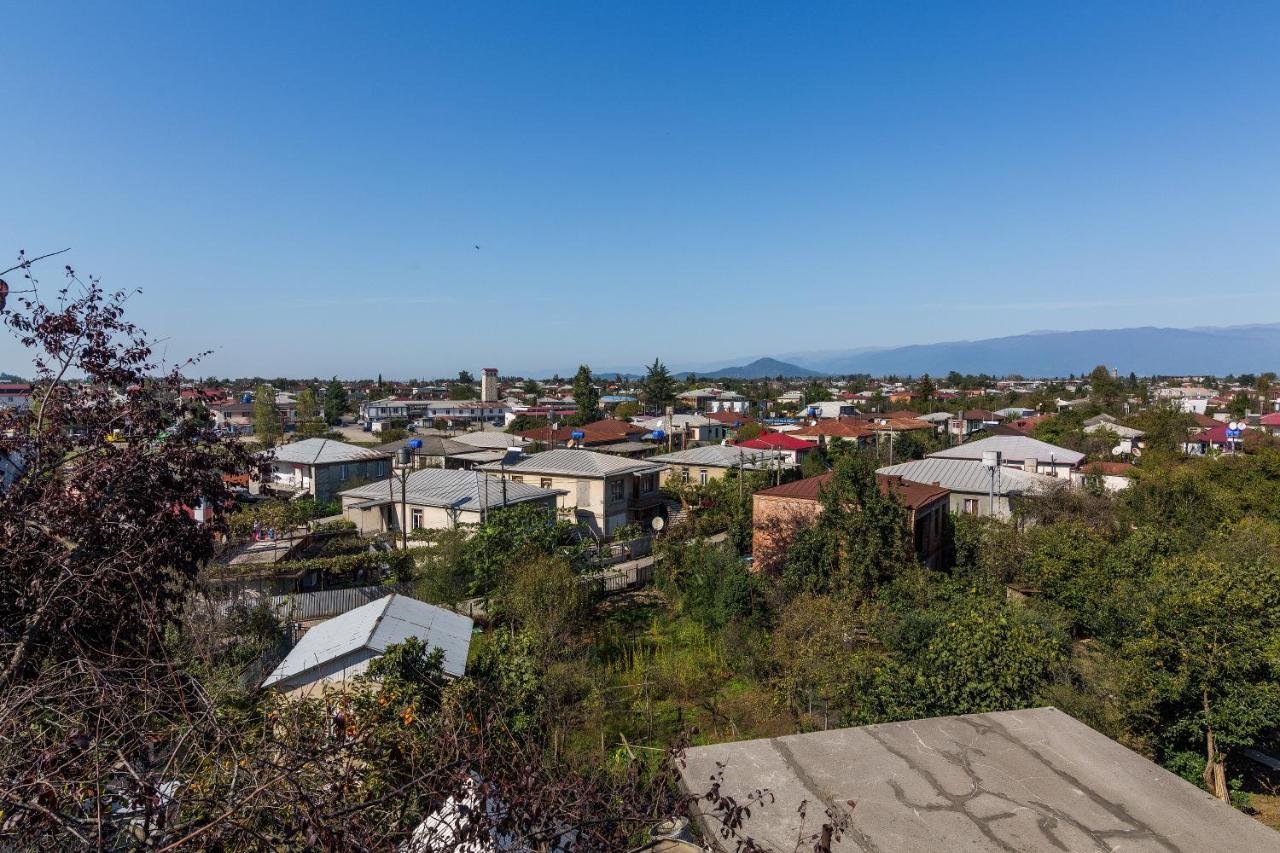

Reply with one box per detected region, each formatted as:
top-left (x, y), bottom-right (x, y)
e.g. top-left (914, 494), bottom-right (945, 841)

top-left (917, 374), bottom-right (936, 404)
top-left (802, 381), bottom-right (832, 404)
top-left (296, 386), bottom-right (326, 437)
top-left (1088, 365), bottom-right (1123, 410)
top-left (323, 377), bottom-right (349, 425)
top-left (457, 369), bottom-right (475, 385)
top-left (253, 384), bottom-right (281, 446)
top-left (571, 364), bottom-right (601, 425)
top-left (613, 400), bottom-right (641, 419)
top-left (1115, 554), bottom-right (1280, 802)
top-left (641, 357), bottom-right (675, 412)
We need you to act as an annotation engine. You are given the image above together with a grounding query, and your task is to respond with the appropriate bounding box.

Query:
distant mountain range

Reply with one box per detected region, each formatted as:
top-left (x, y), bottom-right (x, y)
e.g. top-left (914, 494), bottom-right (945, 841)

top-left (664, 324), bottom-right (1280, 379)
top-left (698, 358), bottom-right (822, 379)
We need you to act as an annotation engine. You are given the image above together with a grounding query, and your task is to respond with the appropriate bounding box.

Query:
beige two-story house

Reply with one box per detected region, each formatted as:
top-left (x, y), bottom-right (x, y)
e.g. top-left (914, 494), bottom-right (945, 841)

top-left (480, 448), bottom-right (664, 537)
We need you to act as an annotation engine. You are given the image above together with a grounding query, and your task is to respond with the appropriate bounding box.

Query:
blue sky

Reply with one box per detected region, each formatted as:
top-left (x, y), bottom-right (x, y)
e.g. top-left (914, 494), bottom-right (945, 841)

top-left (3, 2), bottom-right (1278, 378)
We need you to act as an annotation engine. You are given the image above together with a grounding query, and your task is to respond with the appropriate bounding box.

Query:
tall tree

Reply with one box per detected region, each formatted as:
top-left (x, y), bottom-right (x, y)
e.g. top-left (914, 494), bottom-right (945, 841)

top-left (323, 377), bottom-right (348, 425)
top-left (1089, 364), bottom-right (1123, 410)
top-left (642, 357), bottom-right (675, 413)
top-left (457, 369), bottom-right (475, 385)
top-left (253, 383), bottom-right (281, 446)
top-left (296, 386), bottom-right (325, 437)
top-left (570, 364), bottom-right (600, 424)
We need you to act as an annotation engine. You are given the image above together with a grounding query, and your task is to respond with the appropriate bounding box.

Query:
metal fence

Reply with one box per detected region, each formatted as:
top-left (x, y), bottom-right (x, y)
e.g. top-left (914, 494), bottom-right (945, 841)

top-left (270, 582), bottom-right (415, 623)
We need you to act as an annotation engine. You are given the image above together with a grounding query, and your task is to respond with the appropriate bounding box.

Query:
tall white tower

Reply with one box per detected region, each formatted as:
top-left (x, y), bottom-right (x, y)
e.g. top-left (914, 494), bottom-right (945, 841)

top-left (481, 368), bottom-right (499, 403)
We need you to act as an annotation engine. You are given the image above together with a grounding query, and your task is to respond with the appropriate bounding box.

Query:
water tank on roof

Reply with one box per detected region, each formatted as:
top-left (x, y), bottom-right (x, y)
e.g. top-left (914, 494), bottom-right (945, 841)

top-left (407, 438), bottom-right (423, 450)
top-left (241, 393), bottom-right (252, 404)
top-left (570, 430), bottom-right (585, 440)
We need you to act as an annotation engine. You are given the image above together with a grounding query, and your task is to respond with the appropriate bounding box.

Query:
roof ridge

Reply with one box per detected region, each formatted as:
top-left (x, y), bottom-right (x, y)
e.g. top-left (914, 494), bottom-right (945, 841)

top-left (364, 593), bottom-right (397, 649)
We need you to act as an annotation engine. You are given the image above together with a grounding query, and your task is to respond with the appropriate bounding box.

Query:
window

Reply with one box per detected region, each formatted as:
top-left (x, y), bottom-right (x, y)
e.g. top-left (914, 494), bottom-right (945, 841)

top-left (410, 509), bottom-right (423, 530)
top-left (699, 469), bottom-right (709, 485)
top-left (681, 468), bottom-right (690, 483)
top-left (640, 473), bottom-right (654, 494)
top-left (540, 477), bottom-right (553, 489)
top-left (963, 498), bottom-right (979, 515)
top-left (610, 479), bottom-right (625, 501)
top-left (510, 475), bottom-right (523, 483)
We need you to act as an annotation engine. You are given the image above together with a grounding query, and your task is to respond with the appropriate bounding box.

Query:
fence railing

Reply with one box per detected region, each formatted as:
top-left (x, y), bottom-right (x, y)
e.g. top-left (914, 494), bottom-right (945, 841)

top-left (271, 582), bottom-right (415, 623)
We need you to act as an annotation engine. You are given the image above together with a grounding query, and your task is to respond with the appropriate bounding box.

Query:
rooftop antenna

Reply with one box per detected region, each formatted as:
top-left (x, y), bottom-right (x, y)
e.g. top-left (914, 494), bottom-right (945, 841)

top-left (982, 449), bottom-right (1002, 516)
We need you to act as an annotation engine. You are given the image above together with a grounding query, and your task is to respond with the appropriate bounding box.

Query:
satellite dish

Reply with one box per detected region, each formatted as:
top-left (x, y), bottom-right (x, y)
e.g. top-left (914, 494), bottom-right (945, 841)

top-left (651, 516), bottom-right (666, 532)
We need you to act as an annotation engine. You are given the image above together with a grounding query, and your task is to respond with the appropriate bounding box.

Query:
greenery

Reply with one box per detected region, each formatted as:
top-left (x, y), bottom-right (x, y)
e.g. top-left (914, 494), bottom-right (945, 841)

top-left (323, 377), bottom-right (349, 425)
top-left (253, 383), bottom-right (281, 446)
top-left (571, 363), bottom-right (601, 424)
top-left (641, 357), bottom-right (675, 412)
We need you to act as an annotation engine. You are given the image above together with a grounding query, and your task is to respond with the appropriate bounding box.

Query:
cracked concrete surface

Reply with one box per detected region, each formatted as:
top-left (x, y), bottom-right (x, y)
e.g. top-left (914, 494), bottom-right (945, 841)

top-left (679, 707), bottom-right (1280, 852)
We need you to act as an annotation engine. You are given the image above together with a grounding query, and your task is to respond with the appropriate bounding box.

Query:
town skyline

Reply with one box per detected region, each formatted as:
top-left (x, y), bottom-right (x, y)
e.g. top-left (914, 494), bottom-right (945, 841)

top-left (4, 2), bottom-right (1280, 375)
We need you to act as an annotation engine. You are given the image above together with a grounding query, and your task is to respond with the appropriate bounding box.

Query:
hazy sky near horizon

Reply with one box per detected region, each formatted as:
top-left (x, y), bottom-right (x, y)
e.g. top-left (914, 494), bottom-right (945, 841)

top-left (3, 2), bottom-right (1279, 378)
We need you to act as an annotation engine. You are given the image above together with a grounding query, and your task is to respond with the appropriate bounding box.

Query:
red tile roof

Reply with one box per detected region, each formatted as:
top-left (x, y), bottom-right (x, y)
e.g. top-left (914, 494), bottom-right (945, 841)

top-left (791, 420), bottom-right (873, 439)
top-left (1082, 461), bottom-right (1134, 476)
top-left (736, 432), bottom-right (814, 451)
top-left (1260, 413), bottom-right (1280, 426)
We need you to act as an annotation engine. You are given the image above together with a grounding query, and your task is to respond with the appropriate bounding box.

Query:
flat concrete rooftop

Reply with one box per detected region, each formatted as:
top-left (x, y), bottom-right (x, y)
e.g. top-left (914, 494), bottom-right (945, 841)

top-left (679, 707), bottom-right (1279, 852)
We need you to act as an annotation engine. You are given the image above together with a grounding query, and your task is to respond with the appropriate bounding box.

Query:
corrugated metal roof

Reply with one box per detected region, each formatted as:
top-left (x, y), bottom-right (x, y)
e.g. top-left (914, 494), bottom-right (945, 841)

top-left (266, 438), bottom-right (390, 465)
top-left (877, 457), bottom-right (1058, 495)
top-left (481, 448), bottom-right (663, 478)
top-left (649, 445), bottom-right (770, 468)
top-left (928, 435), bottom-right (1084, 466)
top-left (449, 431), bottom-right (531, 449)
top-left (339, 468), bottom-right (562, 511)
top-left (262, 594), bottom-right (473, 687)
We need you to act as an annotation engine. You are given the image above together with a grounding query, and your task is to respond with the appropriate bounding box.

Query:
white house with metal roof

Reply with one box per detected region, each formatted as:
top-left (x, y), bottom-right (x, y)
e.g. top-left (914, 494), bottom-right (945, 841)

top-left (927, 434), bottom-right (1083, 477)
top-left (261, 594), bottom-right (472, 697)
top-left (878, 457), bottom-right (1057, 519)
top-left (259, 438), bottom-right (391, 502)
top-left (338, 468), bottom-right (563, 534)
top-left (648, 445), bottom-right (779, 486)
top-left (480, 448), bottom-right (665, 537)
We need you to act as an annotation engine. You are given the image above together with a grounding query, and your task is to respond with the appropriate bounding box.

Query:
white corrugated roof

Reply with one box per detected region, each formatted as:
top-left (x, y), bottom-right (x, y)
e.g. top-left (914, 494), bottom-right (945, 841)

top-left (265, 438), bottom-right (390, 465)
top-left (338, 468), bottom-right (563, 511)
top-left (262, 594), bottom-right (473, 688)
top-left (481, 448), bottom-right (662, 478)
top-left (649, 445), bottom-right (770, 469)
top-left (449, 431), bottom-right (531, 449)
top-left (878, 457), bottom-right (1058, 495)
top-left (927, 435), bottom-right (1084, 466)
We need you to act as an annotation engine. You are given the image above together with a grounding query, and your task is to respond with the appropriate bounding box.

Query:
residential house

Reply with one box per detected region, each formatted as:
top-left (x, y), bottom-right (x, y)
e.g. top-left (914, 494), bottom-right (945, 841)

top-left (339, 468), bottom-right (562, 534)
top-left (480, 448), bottom-right (665, 537)
top-left (1259, 412), bottom-right (1280, 436)
top-left (676, 707), bottom-right (1278, 853)
top-left (878, 456), bottom-right (1057, 518)
top-left (735, 431), bottom-right (816, 465)
top-left (1078, 461), bottom-right (1134, 492)
top-left (751, 471), bottom-right (949, 570)
top-left (1083, 420), bottom-right (1145, 455)
top-left (258, 438), bottom-right (391, 502)
top-left (0, 383), bottom-right (32, 410)
top-left (515, 418), bottom-right (648, 448)
top-left (449, 430), bottom-right (531, 450)
top-left (363, 398), bottom-right (511, 429)
top-left (261, 594), bottom-right (472, 697)
top-left (789, 419), bottom-right (874, 448)
top-left (950, 409), bottom-right (1004, 439)
top-left (649, 444), bottom-right (777, 486)
top-left (375, 435), bottom-right (475, 469)
top-left (1184, 422), bottom-right (1257, 455)
top-left (927, 434), bottom-right (1084, 478)
top-left (1056, 397), bottom-right (1092, 413)
top-left (803, 400), bottom-right (859, 419)
top-left (634, 414), bottom-right (727, 447)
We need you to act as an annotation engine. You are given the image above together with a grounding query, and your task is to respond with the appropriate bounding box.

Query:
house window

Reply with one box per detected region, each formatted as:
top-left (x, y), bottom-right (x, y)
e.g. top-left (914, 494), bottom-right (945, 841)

top-left (540, 477), bottom-right (553, 489)
top-left (699, 469), bottom-right (709, 485)
top-left (511, 475), bottom-right (523, 483)
top-left (640, 473), bottom-right (654, 494)
top-left (610, 479), bottom-right (625, 501)
top-left (410, 509), bottom-right (423, 530)
top-left (963, 498), bottom-right (979, 515)
top-left (681, 468), bottom-right (690, 483)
